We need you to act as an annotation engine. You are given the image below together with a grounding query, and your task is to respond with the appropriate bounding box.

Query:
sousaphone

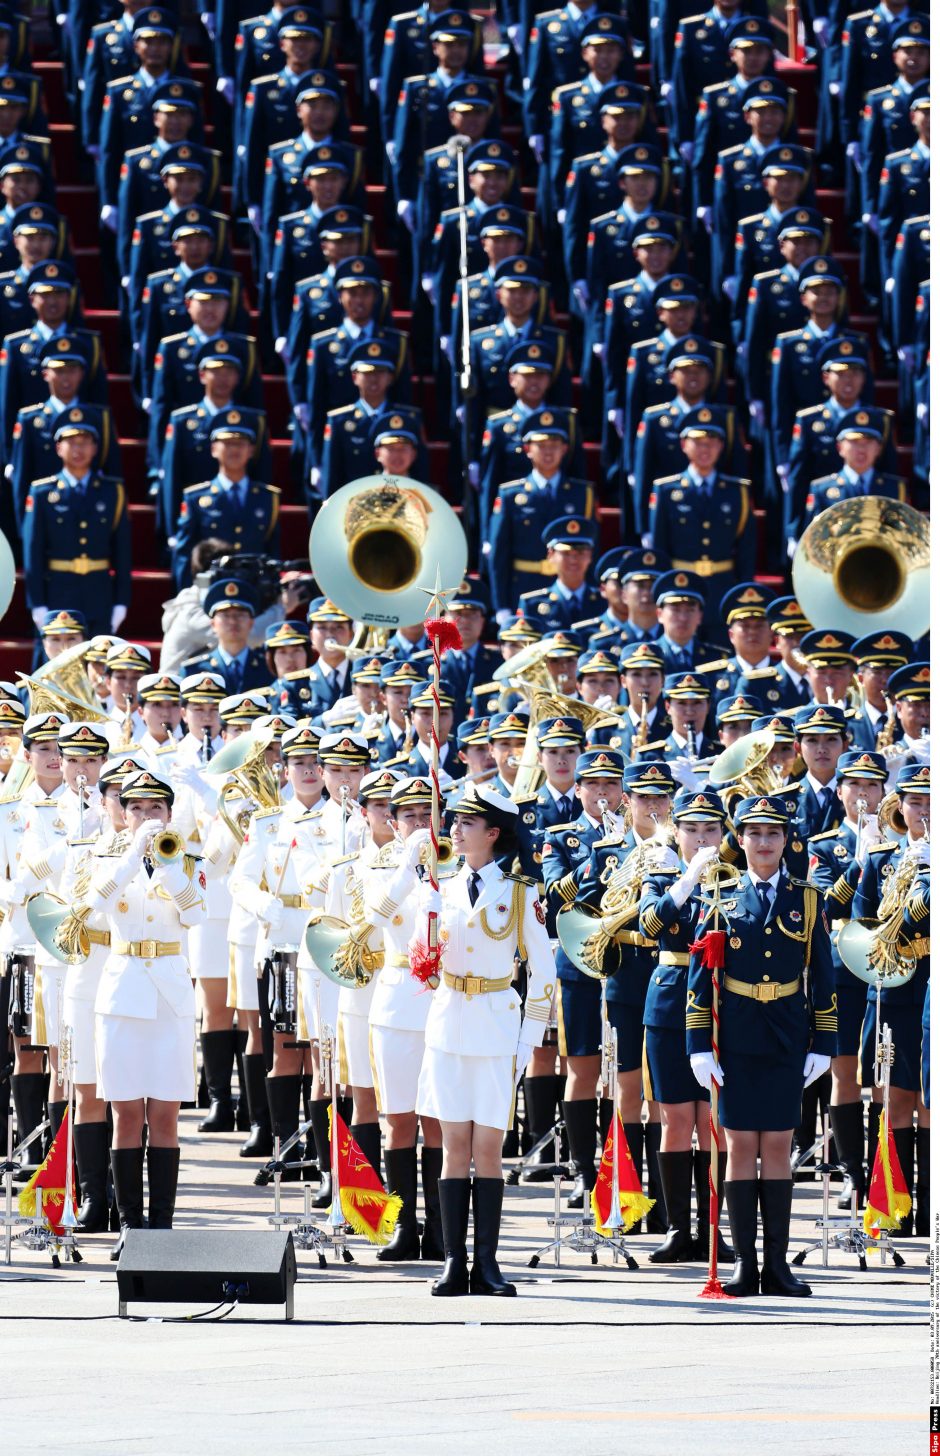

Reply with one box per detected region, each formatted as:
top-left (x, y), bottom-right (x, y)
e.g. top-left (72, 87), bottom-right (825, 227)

top-left (792, 497), bottom-right (930, 636)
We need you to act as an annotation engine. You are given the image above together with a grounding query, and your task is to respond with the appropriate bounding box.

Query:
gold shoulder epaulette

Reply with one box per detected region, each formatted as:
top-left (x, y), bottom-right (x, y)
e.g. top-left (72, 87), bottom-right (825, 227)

top-left (547, 820), bottom-right (579, 833)
top-left (743, 666), bottom-right (780, 681)
top-left (637, 737), bottom-right (669, 752)
top-left (695, 657), bottom-right (731, 674)
top-left (808, 827), bottom-right (840, 843)
top-left (253, 808), bottom-right (283, 822)
top-left (330, 850), bottom-right (359, 866)
top-left (504, 871), bottom-right (537, 886)
top-left (788, 877), bottom-right (817, 891)
top-left (284, 667), bottom-right (313, 680)
top-left (155, 741), bottom-right (177, 755)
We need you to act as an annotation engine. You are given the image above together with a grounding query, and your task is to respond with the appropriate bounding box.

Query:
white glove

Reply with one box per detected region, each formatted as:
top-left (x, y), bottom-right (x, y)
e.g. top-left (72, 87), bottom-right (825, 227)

top-left (679, 141), bottom-right (693, 164)
top-left (293, 403), bottom-right (311, 429)
top-left (201, 11), bottom-right (216, 40)
top-left (862, 213), bottom-right (879, 236)
top-left (142, 397), bottom-right (152, 412)
top-left (495, 607), bottom-right (512, 627)
top-left (608, 408), bottom-right (624, 438)
top-left (369, 76), bottom-right (380, 95)
top-left (603, 812), bottom-right (625, 840)
top-left (593, 693), bottom-right (615, 712)
top-left (421, 273), bottom-right (434, 297)
top-left (914, 840), bottom-right (930, 866)
top-left (397, 199), bottom-right (416, 233)
top-left (556, 208), bottom-right (566, 226)
top-left (217, 76), bottom-right (234, 106)
top-left (111, 605), bottom-right (127, 633)
top-left (722, 276), bottom-right (739, 303)
top-left (467, 461), bottom-right (480, 489)
top-left (690, 1051), bottom-right (723, 1089)
top-left (917, 400), bottom-right (928, 424)
top-left (132, 818), bottom-right (167, 859)
top-left (812, 18), bottom-right (831, 45)
top-left (856, 812), bottom-right (883, 864)
top-left (260, 893), bottom-right (285, 936)
top-left (572, 280), bottom-right (589, 314)
top-left (803, 1052), bottom-right (831, 1087)
top-left (846, 141), bottom-right (861, 171)
top-left (896, 345), bottom-right (912, 371)
top-left (404, 826), bottom-right (431, 867)
top-left (439, 334), bottom-right (453, 363)
top-left (776, 462), bottom-right (790, 484)
top-left (671, 844), bottom-right (718, 905)
top-left (274, 336), bottom-right (288, 358)
top-left (748, 400), bottom-right (765, 430)
top-left (385, 141), bottom-right (397, 166)
top-left (641, 531), bottom-right (653, 549)
top-left (30, 607), bottom-right (47, 629)
top-left (528, 135), bottom-right (545, 165)
top-left (660, 81), bottom-right (673, 101)
top-left (100, 205), bottom-right (118, 232)
top-left (786, 536), bottom-right (799, 561)
top-left (247, 204), bottom-right (262, 234)
top-left (309, 466), bottom-right (322, 495)
top-left (508, 21), bottom-right (523, 55)
top-left (829, 81), bottom-right (841, 97)
top-left (696, 206), bottom-right (713, 233)
top-left (3, 463), bottom-right (12, 480)
top-left (646, 844), bottom-right (681, 874)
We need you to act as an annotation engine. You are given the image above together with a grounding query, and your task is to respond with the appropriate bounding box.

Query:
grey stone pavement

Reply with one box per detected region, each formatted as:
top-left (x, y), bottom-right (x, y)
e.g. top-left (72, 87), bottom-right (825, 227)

top-left (1, 1112), bottom-right (928, 1456)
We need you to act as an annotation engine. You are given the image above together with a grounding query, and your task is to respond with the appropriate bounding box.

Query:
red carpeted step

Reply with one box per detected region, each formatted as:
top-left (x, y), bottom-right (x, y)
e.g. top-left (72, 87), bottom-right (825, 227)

top-left (35, 61), bottom-right (69, 125)
top-left (108, 376), bottom-right (147, 438)
top-left (123, 570), bottom-right (172, 637)
top-left (85, 310), bottom-right (123, 366)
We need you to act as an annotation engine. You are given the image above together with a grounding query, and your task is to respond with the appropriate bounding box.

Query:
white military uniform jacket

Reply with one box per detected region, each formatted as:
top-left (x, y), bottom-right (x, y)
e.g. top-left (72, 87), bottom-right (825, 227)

top-left (232, 796), bottom-right (332, 962)
top-left (0, 782), bottom-right (67, 956)
top-left (364, 848), bottom-right (436, 1034)
top-left (325, 838), bottom-right (383, 1023)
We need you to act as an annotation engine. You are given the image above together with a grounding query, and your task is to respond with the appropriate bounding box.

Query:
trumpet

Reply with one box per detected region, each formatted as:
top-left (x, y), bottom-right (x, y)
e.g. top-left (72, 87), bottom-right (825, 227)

top-left (419, 836), bottom-right (455, 868)
top-left (76, 772), bottom-right (87, 841)
top-left (597, 794), bottom-right (629, 842)
top-left (121, 692), bottom-right (136, 749)
top-left (145, 828), bottom-right (185, 867)
top-left (631, 692), bottom-right (650, 762)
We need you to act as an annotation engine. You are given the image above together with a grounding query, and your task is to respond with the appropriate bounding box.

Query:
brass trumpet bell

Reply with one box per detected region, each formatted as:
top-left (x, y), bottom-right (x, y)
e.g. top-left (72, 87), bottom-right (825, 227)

top-left (836, 919), bottom-right (919, 990)
top-left (26, 892), bottom-right (89, 965)
top-left (308, 475), bottom-right (468, 628)
top-left (556, 903), bottom-right (621, 980)
top-left (792, 497), bottom-right (930, 637)
top-left (304, 911), bottom-right (383, 989)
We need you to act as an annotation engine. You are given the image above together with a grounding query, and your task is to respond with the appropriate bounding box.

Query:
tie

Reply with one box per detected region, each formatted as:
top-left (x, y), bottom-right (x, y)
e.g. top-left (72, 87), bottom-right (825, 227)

top-left (468, 871), bottom-right (481, 908)
top-left (818, 786), bottom-right (834, 815)
top-left (797, 680), bottom-right (810, 704)
top-left (755, 880), bottom-right (772, 921)
top-left (557, 795), bottom-right (572, 820)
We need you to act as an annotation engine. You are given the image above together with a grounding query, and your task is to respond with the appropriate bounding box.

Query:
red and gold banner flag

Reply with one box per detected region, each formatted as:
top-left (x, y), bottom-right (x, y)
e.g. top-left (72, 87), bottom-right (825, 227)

top-left (18, 1106), bottom-right (75, 1235)
top-left (591, 1109), bottom-right (654, 1235)
top-left (328, 1107), bottom-right (402, 1245)
top-left (864, 1107), bottom-right (912, 1239)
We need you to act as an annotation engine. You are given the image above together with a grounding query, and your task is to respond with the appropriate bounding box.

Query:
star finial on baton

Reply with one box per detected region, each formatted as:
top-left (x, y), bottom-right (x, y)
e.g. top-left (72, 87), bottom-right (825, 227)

top-left (419, 565), bottom-right (459, 621)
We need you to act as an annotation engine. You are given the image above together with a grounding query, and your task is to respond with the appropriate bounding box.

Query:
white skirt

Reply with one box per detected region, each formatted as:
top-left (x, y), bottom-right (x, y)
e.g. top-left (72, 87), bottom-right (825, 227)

top-left (417, 1047), bottom-right (516, 1131)
top-left (370, 1025), bottom-right (425, 1115)
top-left (228, 942), bottom-right (259, 1012)
top-left (33, 963), bottom-right (67, 1049)
top-left (338, 1009), bottom-right (373, 1088)
top-left (63, 992), bottom-right (97, 1084)
top-left (189, 921), bottom-right (229, 980)
top-left (96, 993), bottom-right (196, 1102)
top-left (298, 965), bottom-right (340, 1045)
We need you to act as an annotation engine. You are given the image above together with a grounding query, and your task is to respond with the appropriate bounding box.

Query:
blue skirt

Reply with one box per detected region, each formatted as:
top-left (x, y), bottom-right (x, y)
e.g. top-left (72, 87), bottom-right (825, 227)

top-left (646, 1025), bottom-right (707, 1105)
top-left (835, 975), bottom-right (867, 1059)
top-left (718, 1048), bottom-right (803, 1132)
top-left (558, 979), bottom-right (644, 1071)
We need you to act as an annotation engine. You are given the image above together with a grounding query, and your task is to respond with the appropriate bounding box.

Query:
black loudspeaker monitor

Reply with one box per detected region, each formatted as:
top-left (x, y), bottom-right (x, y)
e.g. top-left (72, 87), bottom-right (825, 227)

top-left (116, 1230), bottom-right (297, 1319)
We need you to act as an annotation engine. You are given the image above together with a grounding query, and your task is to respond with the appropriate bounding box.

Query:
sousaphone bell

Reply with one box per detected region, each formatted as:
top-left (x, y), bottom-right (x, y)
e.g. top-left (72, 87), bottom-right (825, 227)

top-left (792, 496), bottom-right (930, 636)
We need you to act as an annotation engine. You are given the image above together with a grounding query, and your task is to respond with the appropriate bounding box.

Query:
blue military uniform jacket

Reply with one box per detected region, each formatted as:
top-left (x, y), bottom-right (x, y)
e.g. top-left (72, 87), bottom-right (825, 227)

top-left (173, 476), bottom-right (280, 587)
top-left (518, 580), bottom-right (605, 636)
top-left (10, 400), bottom-right (120, 527)
top-left (849, 835), bottom-right (930, 1020)
top-left (623, 332), bottom-right (726, 458)
top-left (379, 9), bottom-right (484, 143)
top-left (465, 322), bottom-right (570, 440)
top-left (159, 401), bottom-right (270, 533)
top-left (319, 400), bottom-right (429, 499)
top-left (740, 263), bottom-right (804, 405)
top-left (791, 774), bottom-right (846, 849)
top-left (769, 325), bottom-right (871, 466)
top-left (877, 145), bottom-right (929, 283)
top-left (711, 134), bottom-right (811, 298)
top-left (670, 10), bottom-right (762, 149)
top-left (631, 399), bottom-right (745, 538)
top-left (392, 71), bottom-right (497, 207)
top-left (692, 76), bottom-right (753, 214)
top-left (98, 71), bottom-right (203, 209)
top-left (0, 326), bottom-right (106, 455)
top-left (563, 145), bottom-right (640, 297)
top-left (237, 67), bottom-right (349, 213)
top-left (431, 202), bottom-right (536, 344)
top-left (128, 207), bottom-right (232, 314)
top-left (22, 469), bottom-right (131, 626)
top-left (288, 281), bottom-right (393, 406)
top-left (232, 11), bottom-right (335, 101)
top-left (808, 819), bottom-right (864, 999)
top-left (303, 325), bottom-right (410, 463)
top-left (260, 136), bottom-right (364, 251)
top-left (186, 645), bottom-right (272, 695)
top-left (479, 400), bottom-right (584, 516)
top-left (82, 22), bottom-right (186, 149)
top-left (803, 467), bottom-right (906, 527)
top-left (838, 4), bottom-right (910, 146)
top-left (268, 215), bottom-right (372, 344)
top-left (575, 828), bottom-right (659, 1006)
top-left (858, 79), bottom-right (918, 217)
top-left (730, 661), bottom-right (810, 713)
top-left (731, 206), bottom-right (806, 322)
top-left (649, 469), bottom-right (756, 626)
top-left (786, 400), bottom-right (895, 541)
top-left (136, 264), bottom-right (250, 404)
top-left (548, 73), bottom-right (634, 215)
top-left (541, 809), bottom-right (605, 970)
top-left (486, 470), bottom-right (595, 615)
top-left (639, 865), bottom-right (704, 1029)
top-left (686, 869), bottom-right (837, 1057)
top-left (601, 273), bottom-right (660, 408)
top-left (117, 142), bottom-right (222, 279)
top-left (524, 5), bottom-right (608, 140)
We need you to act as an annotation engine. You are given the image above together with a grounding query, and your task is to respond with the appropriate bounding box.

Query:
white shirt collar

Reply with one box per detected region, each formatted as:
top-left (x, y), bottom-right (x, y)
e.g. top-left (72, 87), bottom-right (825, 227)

top-left (748, 868), bottom-right (781, 893)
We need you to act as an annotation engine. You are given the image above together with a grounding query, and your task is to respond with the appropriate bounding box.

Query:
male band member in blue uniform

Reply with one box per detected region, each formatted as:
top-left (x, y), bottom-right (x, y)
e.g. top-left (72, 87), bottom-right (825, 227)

top-left (125, 161), bottom-right (231, 305)
top-left (478, 338), bottom-right (584, 516)
top-left (635, 671), bottom-right (720, 768)
top-left (22, 413), bottom-right (131, 639)
top-left (847, 633), bottom-right (912, 755)
top-left (517, 515), bottom-right (603, 635)
top-left (82, 7), bottom-right (188, 154)
top-left (0, 201), bottom-right (71, 339)
top-left (132, 209), bottom-right (232, 399)
top-left (391, 12), bottom-right (496, 191)
top-left (739, 205), bottom-right (829, 415)
top-left (172, 420), bottom-right (280, 588)
top-left (691, 16), bottom-right (780, 224)
top-left (186, 577), bottom-right (272, 694)
top-left (792, 701), bottom-right (851, 853)
top-left (618, 283), bottom-right (721, 469)
top-left (650, 569), bottom-right (725, 674)
top-left (802, 409), bottom-right (908, 527)
top-left (808, 748), bottom-right (888, 1207)
top-left (687, 792), bottom-right (836, 1296)
top-left (546, 14), bottom-right (635, 222)
top-left (485, 407), bottom-right (595, 619)
top-left (850, 761), bottom-right (930, 1235)
top-left (649, 407), bottom-right (755, 640)
top-left (882, 661), bottom-right (931, 770)
top-left (731, 593), bottom-right (811, 711)
top-left (379, 4), bottom-right (484, 147)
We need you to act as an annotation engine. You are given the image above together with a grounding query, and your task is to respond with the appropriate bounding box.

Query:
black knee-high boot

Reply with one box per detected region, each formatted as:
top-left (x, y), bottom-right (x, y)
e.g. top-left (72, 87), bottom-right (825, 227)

top-left (73, 1121), bottom-right (111, 1233)
top-left (11, 1072), bottom-right (46, 1181)
top-left (915, 1125), bottom-right (930, 1237)
top-left (420, 1145), bottom-right (444, 1260)
top-left (47, 1099), bottom-right (68, 1155)
top-left (867, 1101), bottom-right (882, 1183)
top-left (469, 1177), bottom-right (515, 1296)
top-left (351, 1121), bottom-right (382, 1176)
top-left (828, 1101), bottom-right (866, 1210)
top-left (893, 1126), bottom-right (915, 1237)
top-left (644, 1122), bottom-right (666, 1234)
top-left (758, 1178), bottom-right (811, 1295)
top-left (791, 1085), bottom-right (820, 1179)
top-left (521, 1077), bottom-right (561, 1181)
top-left (255, 1074), bottom-right (302, 1184)
top-left (377, 1144), bottom-right (420, 1261)
top-left (239, 1052), bottom-right (273, 1157)
top-left (721, 1179), bottom-right (759, 1296)
top-left (109, 1145), bottom-right (144, 1261)
top-left (554, 1074), bottom-right (569, 1161)
top-left (309, 1099), bottom-right (334, 1208)
top-left (648, 1149), bottom-right (694, 1262)
top-left (563, 1099), bottom-right (598, 1208)
top-left (198, 1030), bottom-right (236, 1132)
top-left (431, 1178), bottom-right (471, 1296)
top-left (233, 1027), bottom-right (250, 1131)
top-left (693, 1148), bottom-right (735, 1263)
top-left (147, 1146), bottom-right (180, 1230)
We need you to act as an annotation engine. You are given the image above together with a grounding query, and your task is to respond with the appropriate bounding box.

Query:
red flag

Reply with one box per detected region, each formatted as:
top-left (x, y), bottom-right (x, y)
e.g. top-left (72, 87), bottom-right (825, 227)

top-left (327, 1107), bottom-right (402, 1245)
top-left (864, 1108), bottom-right (912, 1239)
top-left (18, 1106), bottom-right (75, 1235)
top-left (590, 1110), bottom-right (654, 1235)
